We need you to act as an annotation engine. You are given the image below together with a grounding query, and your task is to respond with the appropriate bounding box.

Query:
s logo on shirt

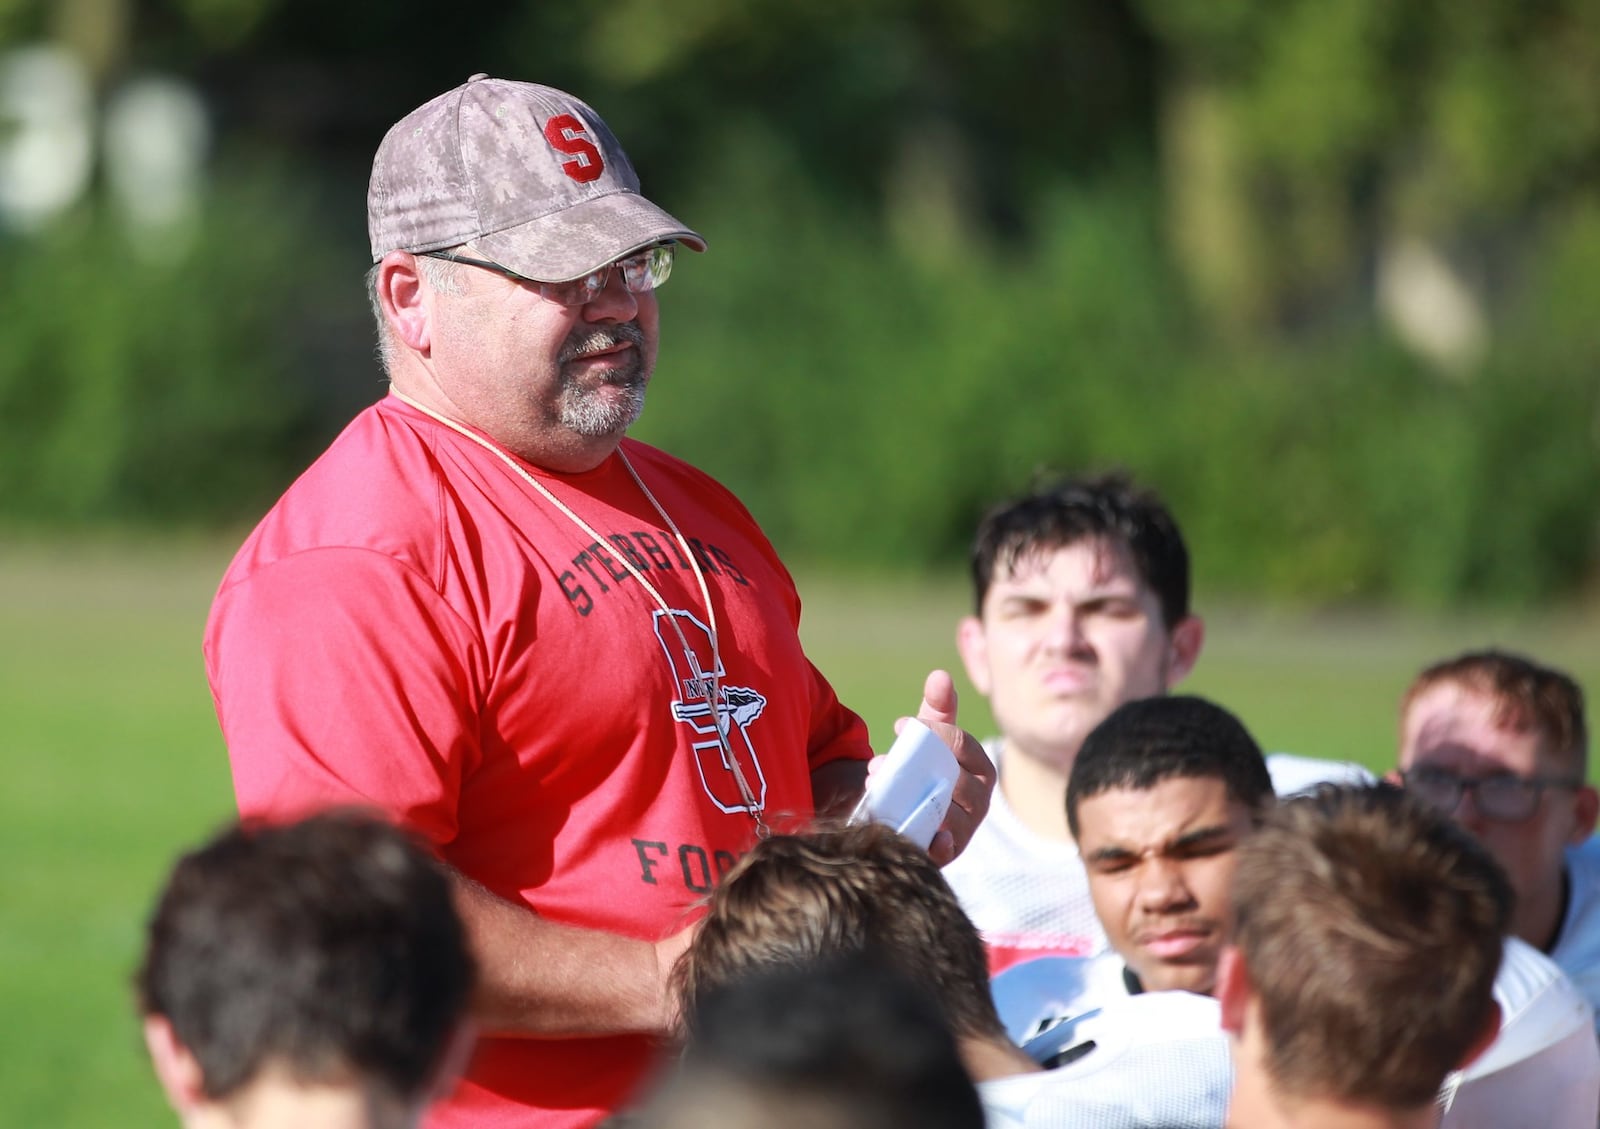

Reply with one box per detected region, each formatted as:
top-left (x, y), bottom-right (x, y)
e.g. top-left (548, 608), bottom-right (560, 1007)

top-left (655, 610), bottom-right (770, 815)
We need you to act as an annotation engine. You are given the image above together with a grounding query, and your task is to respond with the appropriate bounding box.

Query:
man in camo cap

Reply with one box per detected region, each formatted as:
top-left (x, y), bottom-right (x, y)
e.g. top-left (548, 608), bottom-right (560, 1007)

top-left (204, 74), bottom-right (996, 1129)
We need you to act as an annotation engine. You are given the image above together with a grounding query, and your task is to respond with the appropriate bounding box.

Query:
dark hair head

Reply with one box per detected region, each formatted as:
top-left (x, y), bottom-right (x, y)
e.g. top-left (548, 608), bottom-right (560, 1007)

top-left (968, 470), bottom-right (1190, 626)
top-left (1066, 695), bottom-right (1273, 838)
top-left (1231, 783), bottom-right (1511, 1108)
top-left (643, 953), bottom-right (985, 1129)
top-left (135, 808), bottom-right (474, 1104)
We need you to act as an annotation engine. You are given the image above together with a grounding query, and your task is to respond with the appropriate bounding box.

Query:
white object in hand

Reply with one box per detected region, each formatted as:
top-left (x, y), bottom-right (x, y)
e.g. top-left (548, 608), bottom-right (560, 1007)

top-left (849, 719), bottom-right (960, 849)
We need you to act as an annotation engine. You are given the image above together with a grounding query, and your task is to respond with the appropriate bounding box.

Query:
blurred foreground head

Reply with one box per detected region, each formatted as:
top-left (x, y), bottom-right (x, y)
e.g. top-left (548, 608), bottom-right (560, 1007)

top-left (673, 821), bottom-right (1005, 1046)
top-left (135, 809), bottom-right (476, 1129)
top-left (1220, 783), bottom-right (1510, 1126)
top-left (637, 953), bottom-right (983, 1129)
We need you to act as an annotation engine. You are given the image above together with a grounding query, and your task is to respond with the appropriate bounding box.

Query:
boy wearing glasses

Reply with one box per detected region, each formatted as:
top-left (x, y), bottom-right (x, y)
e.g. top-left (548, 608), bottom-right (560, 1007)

top-left (1394, 648), bottom-right (1600, 1032)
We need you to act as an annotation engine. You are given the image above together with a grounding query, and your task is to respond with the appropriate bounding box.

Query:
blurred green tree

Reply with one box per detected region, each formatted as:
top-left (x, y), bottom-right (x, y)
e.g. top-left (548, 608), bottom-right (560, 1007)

top-left (0, 0), bottom-right (1593, 604)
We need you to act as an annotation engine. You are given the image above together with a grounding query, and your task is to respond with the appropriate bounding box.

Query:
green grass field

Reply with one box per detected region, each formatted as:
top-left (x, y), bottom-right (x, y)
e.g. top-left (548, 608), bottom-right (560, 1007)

top-left (3, 541), bottom-right (1596, 1126)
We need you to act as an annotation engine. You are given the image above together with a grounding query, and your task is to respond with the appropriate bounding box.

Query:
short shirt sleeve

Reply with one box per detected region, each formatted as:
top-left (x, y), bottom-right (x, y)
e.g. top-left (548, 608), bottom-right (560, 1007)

top-left (205, 545), bottom-right (486, 847)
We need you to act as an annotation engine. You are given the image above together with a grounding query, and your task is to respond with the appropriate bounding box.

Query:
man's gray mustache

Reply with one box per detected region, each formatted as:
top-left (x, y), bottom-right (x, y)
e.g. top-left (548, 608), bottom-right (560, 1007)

top-left (560, 322), bottom-right (646, 363)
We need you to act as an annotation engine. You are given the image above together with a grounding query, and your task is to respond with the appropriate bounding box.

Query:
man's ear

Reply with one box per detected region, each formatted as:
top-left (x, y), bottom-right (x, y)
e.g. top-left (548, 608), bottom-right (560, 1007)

top-left (1163, 615), bottom-right (1205, 689)
top-left (1456, 999), bottom-right (1502, 1072)
top-left (955, 616), bottom-right (993, 697)
top-left (143, 1014), bottom-right (207, 1114)
top-left (1382, 768), bottom-right (1403, 786)
top-left (1570, 785), bottom-right (1599, 844)
top-left (377, 251), bottom-right (433, 355)
top-left (1216, 944), bottom-right (1251, 1036)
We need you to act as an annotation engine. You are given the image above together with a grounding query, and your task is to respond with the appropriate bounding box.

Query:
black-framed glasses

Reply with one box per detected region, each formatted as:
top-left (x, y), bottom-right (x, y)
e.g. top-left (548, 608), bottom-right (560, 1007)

top-left (1400, 765), bottom-right (1584, 823)
top-left (421, 242), bottom-right (675, 306)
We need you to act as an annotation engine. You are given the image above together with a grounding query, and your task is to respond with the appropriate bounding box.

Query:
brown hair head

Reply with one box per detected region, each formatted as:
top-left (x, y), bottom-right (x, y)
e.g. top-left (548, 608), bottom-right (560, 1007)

top-left (1229, 783), bottom-right (1511, 1109)
top-left (1401, 649), bottom-right (1588, 774)
top-left (674, 821), bottom-right (1004, 1042)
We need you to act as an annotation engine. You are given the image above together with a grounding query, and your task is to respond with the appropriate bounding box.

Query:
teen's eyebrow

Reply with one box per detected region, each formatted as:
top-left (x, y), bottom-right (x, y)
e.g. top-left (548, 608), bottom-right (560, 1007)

top-left (995, 590), bottom-right (1051, 605)
top-left (1168, 824), bottom-right (1236, 852)
top-left (1083, 843), bottom-right (1138, 865)
top-left (1074, 592), bottom-right (1143, 611)
top-left (1083, 824), bottom-right (1235, 865)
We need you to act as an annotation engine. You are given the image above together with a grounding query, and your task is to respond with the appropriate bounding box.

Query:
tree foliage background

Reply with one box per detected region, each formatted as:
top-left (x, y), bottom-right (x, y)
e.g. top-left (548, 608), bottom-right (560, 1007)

top-left (1, 0), bottom-right (1597, 606)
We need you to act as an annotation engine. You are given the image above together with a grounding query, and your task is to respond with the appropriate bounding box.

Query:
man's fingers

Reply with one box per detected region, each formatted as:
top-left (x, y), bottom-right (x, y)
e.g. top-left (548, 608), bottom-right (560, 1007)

top-left (901, 669), bottom-right (995, 862)
top-left (917, 668), bottom-right (959, 726)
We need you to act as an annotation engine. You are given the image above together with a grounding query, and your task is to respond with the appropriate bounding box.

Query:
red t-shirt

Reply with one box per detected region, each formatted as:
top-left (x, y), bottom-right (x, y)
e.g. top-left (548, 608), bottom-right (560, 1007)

top-left (205, 395), bottom-right (871, 1128)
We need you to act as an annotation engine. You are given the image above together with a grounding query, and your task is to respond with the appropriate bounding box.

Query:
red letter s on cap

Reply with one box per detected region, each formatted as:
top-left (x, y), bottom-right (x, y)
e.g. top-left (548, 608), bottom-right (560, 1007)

top-left (544, 114), bottom-right (604, 184)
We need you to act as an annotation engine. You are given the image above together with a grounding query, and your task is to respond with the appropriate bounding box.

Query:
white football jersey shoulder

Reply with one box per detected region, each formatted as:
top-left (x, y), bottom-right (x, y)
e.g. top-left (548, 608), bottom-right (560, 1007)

top-left (942, 740), bottom-right (1108, 972)
top-left (978, 1072), bottom-right (1052, 1129)
top-left (1016, 993), bottom-right (1232, 1129)
top-left (1264, 752), bottom-right (1376, 797)
top-left (1552, 835), bottom-right (1600, 1036)
top-left (1441, 937), bottom-right (1599, 1129)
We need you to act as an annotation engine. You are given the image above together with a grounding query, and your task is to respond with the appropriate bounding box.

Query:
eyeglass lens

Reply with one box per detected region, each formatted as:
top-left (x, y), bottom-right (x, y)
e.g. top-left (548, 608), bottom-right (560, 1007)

top-left (1405, 769), bottom-right (1543, 821)
top-left (424, 244), bottom-right (675, 307)
top-left (540, 244), bottom-right (675, 306)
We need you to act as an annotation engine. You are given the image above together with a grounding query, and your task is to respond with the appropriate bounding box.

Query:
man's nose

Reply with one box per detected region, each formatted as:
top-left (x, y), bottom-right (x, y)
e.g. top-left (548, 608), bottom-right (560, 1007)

top-left (1454, 785), bottom-right (1489, 835)
top-left (582, 267), bottom-right (640, 322)
top-left (1043, 605), bottom-right (1090, 655)
top-left (1137, 858), bottom-right (1195, 912)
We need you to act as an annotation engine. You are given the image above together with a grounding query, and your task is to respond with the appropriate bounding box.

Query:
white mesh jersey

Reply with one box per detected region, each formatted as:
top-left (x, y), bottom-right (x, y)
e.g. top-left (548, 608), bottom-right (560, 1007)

top-left (1441, 937), bottom-right (1599, 1128)
top-left (1552, 835), bottom-right (1600, 1038)
top-left (977, 992), bottom-right (1232, 1129)
top-left (941, 741), bottom-right (1108, 973)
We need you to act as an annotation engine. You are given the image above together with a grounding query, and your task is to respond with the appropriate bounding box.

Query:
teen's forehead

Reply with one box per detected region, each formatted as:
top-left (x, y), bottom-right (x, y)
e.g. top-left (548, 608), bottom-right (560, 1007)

top-left (1405, 682), bottom-right (1505, 741)
top-left (1076, 775), bottom-right (1242, 848)
top-left (1401, 682), bottom-right (1546, 770)
top-left (992, 537), bottom-right (1144, 592)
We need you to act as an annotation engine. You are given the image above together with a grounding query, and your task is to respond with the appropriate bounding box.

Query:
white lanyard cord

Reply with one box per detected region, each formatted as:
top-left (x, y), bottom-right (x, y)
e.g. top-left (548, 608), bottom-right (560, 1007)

top-left (388, 389), bottom-right (769, 834)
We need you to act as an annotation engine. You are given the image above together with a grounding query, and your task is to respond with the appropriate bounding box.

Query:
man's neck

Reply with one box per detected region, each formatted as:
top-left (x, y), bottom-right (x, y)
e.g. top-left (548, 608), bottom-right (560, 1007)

top-left (959, 1033), bottom-right (1045, 1082)
top-left (1227, 1077), bottom-right (1440, 1129)
top-left (999, 744), bottom-right (1074, 843)
top-left (184, 1079), bottom-right (414, 1129)
top-left (385, 378), bottom-right (622, 475)
top-left (1517, 864), bottom-right (1571, 954)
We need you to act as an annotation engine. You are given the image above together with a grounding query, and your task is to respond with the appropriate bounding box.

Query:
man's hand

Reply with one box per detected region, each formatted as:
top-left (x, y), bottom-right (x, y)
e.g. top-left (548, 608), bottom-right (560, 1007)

top-left (904, 669), bottom-right (995, 866)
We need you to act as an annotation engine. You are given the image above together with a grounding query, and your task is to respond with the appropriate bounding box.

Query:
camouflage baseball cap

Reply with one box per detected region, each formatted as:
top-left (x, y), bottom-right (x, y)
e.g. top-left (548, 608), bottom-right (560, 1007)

top-left (367, 74), bottom-right (705, 282)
